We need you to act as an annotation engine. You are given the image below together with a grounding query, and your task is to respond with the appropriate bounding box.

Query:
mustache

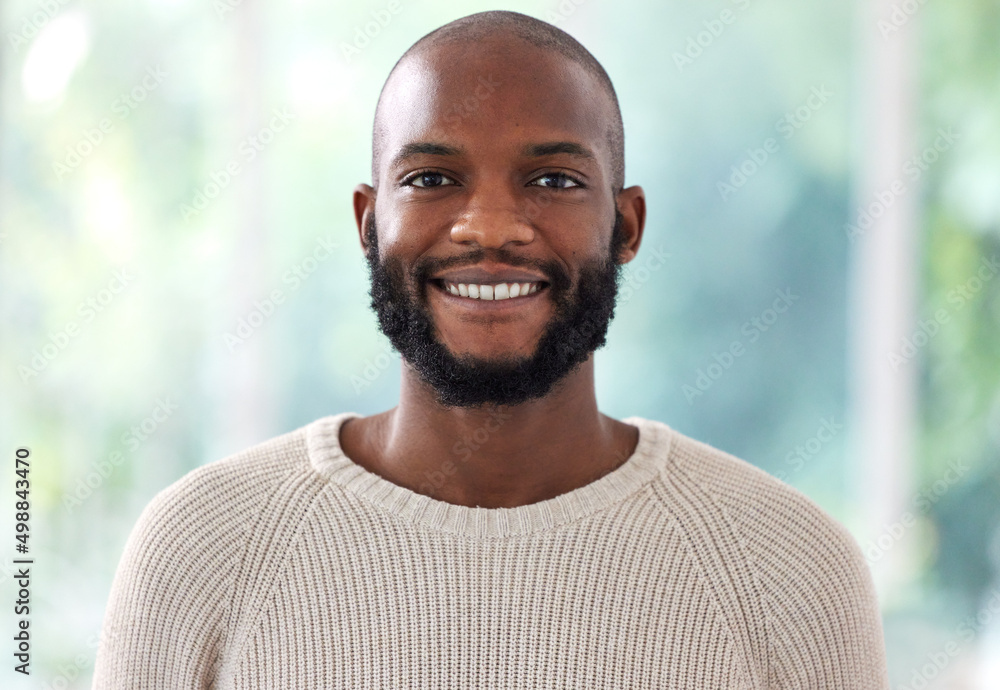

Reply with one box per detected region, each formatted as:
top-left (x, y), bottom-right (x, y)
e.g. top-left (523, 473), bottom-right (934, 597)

top-left (363, 214), bottom-right (584, 294)
top-left (411, 248), bottom-right (570, 292)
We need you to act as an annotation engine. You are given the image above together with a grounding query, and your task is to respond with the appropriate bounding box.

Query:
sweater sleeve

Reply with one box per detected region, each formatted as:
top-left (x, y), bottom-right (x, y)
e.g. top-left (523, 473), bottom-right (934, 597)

top-left (92, 461), bottom-right (254, 689)
top-left (730, 484), bottom-right (891, 689)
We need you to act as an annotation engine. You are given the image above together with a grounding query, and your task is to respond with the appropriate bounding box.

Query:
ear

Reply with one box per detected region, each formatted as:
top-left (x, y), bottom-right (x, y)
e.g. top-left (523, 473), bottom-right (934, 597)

top-left (353, 183), bottom-right (377, 258)
top-left (615, 185), bottom-right (646, 264)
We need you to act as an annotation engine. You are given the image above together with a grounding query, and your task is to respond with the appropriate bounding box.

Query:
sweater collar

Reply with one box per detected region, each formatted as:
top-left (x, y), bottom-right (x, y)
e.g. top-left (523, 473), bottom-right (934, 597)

top-left (306, 411), bottom-right (672, 538)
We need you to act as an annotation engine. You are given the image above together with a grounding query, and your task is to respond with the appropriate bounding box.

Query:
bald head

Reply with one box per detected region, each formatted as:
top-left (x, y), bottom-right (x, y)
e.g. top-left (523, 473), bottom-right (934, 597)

top-left (371, 10), bottom-right (625, 194)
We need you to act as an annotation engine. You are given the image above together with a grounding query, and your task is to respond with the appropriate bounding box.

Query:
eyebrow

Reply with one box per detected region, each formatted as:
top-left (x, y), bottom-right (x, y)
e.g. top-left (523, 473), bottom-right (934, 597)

top-left (521, 141), bottom-right (596, 161)
top-left (389, 142), bottom-right (463, 170)
top-left (388, 140), bottom-right (597, 170)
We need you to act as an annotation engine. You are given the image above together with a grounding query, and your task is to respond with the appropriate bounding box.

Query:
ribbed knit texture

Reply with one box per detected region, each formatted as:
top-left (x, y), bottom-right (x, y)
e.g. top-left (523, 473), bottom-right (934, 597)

top-left (92, 412), bottom-right (890, 689)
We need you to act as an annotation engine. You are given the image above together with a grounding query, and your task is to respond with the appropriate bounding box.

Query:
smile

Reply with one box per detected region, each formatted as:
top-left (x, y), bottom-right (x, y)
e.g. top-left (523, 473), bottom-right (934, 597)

top-left (432, 279), bottom-right (547, 301)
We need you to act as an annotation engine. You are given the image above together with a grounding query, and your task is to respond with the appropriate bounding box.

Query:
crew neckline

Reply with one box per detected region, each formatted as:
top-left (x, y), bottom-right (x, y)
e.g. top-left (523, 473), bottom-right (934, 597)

top-left (305, 412), bottom-right (672, 538)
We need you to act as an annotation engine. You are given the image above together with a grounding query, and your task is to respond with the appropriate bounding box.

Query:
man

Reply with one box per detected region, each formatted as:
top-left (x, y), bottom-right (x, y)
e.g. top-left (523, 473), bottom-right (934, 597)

top-left (93, 10), bottom-right (891, 688)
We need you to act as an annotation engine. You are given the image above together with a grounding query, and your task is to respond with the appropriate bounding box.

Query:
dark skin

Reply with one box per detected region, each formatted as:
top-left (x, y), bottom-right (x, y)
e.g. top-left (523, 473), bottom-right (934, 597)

top-left (344, 36), bottom-right (647, 508)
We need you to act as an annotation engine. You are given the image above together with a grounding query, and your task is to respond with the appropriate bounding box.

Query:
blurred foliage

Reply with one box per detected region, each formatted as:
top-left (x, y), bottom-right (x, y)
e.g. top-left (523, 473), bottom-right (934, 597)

top-left (918, 0), bottom-right (1000, 616)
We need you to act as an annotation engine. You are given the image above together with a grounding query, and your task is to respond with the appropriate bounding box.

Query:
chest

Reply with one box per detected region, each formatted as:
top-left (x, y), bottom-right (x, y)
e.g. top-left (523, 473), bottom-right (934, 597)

top-left (213, 517), bottom-right (765, 689)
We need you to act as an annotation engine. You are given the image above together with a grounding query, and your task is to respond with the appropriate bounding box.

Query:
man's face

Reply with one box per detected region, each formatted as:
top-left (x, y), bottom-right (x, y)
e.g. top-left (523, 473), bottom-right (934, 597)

top-left (360, 37), bottom-right (632, 408)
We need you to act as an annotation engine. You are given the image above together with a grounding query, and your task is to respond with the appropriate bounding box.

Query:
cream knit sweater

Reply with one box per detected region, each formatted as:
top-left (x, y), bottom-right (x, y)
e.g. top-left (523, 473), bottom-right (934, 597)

top-left (92, 412), bottom-right (890, 689)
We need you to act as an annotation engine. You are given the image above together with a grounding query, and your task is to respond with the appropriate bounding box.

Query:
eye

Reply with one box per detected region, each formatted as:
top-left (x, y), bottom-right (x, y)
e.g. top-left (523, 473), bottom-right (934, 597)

top-left (531, 172), bottom-right (583, 189)
top-left (403, 171), bottom-right (456, 188)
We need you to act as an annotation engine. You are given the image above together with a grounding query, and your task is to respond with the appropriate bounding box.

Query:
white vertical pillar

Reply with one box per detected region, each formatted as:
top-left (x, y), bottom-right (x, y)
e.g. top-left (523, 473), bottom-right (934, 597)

top-left (846, 0), bottom-right (919, 598)
top-left (213, 0), bottom-right (276, 457)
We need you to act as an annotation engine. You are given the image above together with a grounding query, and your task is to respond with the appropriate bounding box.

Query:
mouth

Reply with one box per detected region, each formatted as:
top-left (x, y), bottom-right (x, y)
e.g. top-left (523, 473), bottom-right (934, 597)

top-left (428, 278), bottom-right (549, 302)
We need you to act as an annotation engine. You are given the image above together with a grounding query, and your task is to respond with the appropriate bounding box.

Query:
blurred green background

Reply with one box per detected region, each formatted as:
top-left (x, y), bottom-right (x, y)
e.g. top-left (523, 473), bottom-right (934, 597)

top-left (2, 0), bottom-right (999, 686)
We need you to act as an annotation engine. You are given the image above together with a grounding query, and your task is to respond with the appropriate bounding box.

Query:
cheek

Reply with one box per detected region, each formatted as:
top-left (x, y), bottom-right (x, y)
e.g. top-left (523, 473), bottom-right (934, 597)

top-left (549, 228), bottom-right (609, 272)
top-left (377, 222), bottom-right (426, 264)
top-left (379, 203), bottom-right (450, 254)
top-left (375, 216), bottom-right (407, 250)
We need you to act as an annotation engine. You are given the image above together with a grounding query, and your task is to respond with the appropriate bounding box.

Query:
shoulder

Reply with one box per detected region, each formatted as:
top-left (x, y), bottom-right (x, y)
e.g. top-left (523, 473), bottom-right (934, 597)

top-left (132, 419), bottom-right (317, 540)
top-left (110, 419), bottom-right (330, 601)
top-left (645, 422), bottom-right (864, 569)
top-left (626, 417), bottom-right (848, 555)
top-left (94, 418), bottom-right (335, 686)
top-left (640, 422), bottom-right (867, 579)
top-left (641, 421), bottom-right (888, 686)
top-left (108, 415), bottom-right (351, 610)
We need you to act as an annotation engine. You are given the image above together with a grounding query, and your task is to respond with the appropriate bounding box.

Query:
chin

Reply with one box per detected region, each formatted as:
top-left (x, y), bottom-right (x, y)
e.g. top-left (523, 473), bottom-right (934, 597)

top-left (447, 346), bottom-right (537, 368)
top-left (446, 332), bottom-right (544, 360)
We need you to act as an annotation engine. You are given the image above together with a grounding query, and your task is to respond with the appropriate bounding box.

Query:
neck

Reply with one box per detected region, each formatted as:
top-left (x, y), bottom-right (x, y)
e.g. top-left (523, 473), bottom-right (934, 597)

top-left (342, 355), bottom-right (638, 508)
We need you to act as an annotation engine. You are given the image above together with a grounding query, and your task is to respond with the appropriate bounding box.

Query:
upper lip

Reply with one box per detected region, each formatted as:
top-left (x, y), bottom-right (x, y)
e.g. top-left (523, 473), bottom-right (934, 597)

top-left (431, 263), bottom-right (549, 285)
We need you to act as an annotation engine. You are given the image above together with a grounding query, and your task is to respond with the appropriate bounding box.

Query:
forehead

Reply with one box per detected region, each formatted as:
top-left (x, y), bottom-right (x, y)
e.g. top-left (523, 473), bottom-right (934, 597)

top-left (376, 38), bottom-right (613, 175)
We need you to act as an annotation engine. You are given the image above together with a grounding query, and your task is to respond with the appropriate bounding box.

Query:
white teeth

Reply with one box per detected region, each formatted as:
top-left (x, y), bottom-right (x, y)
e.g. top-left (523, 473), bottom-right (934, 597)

top-left (442, 281), bottom-right (543, 301)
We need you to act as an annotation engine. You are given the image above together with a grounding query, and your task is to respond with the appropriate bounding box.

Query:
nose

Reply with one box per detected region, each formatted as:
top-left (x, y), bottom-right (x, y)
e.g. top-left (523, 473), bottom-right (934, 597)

top-left (448, 183), bottom-right (536, 248)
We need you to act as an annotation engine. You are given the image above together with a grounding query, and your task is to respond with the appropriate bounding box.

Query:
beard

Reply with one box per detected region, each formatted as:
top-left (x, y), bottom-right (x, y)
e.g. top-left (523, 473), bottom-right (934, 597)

top-left (363, 209), bottom-right (628, 408)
